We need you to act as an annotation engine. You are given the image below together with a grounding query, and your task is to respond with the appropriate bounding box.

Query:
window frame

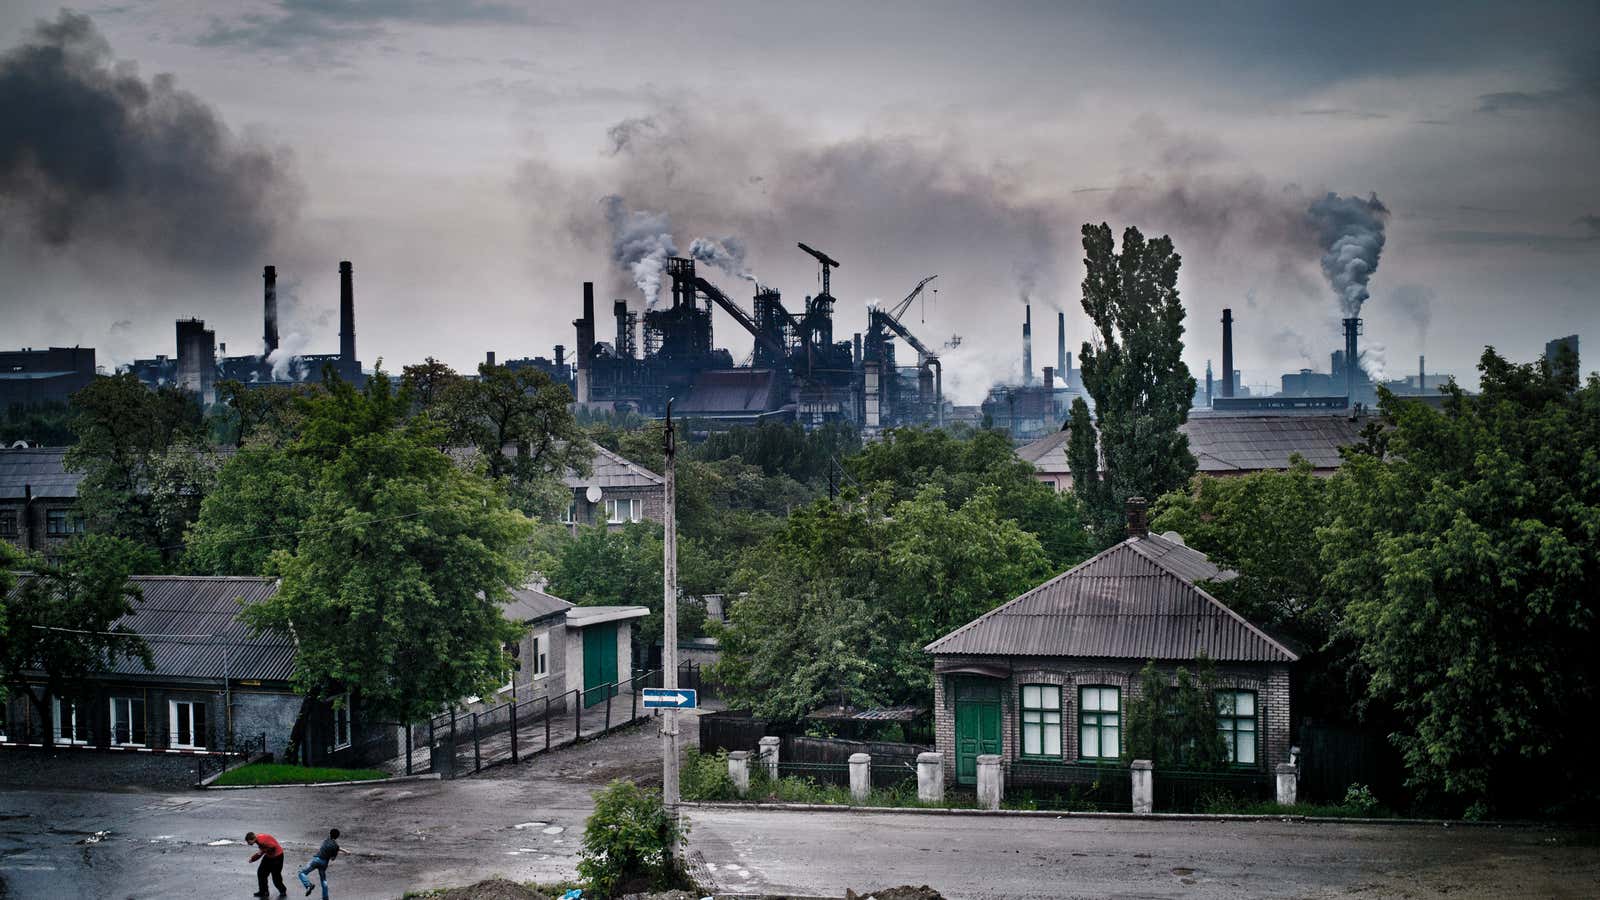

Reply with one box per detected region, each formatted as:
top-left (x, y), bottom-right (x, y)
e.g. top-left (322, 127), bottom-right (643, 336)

top-left (561, 501), bottom-right (576, 525)
top-left (109, 696), bottom-right (147, 747)
top-left (53, 697), bottom-right (88, 745)
top-left (1077, 685), bottom-right (1121, 761)
top-left (1019, 684), bottom-right (1063, 759)
top-left (168, 699), bottom-right (208, 750)
top-left (1216, 689), bottom-right (1259, 767)
top-left (532, 631), bottom-right (550, 680)
top-left (46, 509), bottom-right (83, 537)
top-left (331, 693), bottom-right (352, 751)
top-left (0, 510), bottom-right (17, 537)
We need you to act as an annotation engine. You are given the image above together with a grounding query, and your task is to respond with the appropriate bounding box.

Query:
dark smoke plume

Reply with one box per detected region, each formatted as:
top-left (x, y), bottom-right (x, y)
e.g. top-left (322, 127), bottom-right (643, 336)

top-left (1307, 192), bottom-right (1389, 317)
top-left (0, 12), bottom-right (298, 268)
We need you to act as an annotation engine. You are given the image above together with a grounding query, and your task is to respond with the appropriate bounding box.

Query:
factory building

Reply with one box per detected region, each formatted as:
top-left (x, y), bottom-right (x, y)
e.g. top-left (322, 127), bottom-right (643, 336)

top-left (0, 347), bottom-right (97, 409)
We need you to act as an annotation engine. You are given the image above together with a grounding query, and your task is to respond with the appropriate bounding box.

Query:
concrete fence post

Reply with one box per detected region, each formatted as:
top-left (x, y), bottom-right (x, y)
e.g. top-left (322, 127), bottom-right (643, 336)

top-left (1276, 763), bottom-right (1298, 806)
top-left (1131, 759), bottom-right (1153, 814)
top-left (728, 750), bottom-right (751, 797)
top-left (976, 754), bottom-right (1003, 810)
top-left (758, 735), bottom-right (780, 782)
top-left (916, 752), bottom-right (944, 803)
top-left (848, 753), bottom-right (871, 804)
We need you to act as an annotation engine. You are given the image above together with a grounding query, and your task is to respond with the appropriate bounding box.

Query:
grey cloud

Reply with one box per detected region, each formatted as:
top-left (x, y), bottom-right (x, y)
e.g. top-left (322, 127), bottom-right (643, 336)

top-left (1576, 214), bottom-right (1600, 235)
top-left (0, 11), bottom-right (299, 270)
top-left (1476, 80), bottom-right (1599, 114)
top-left (1430, 229), bottom-right (1599, 252)
top-left (197, 0), bottom-right (543, 51)
top-left (1297, 108), bottom-right (1389, 120)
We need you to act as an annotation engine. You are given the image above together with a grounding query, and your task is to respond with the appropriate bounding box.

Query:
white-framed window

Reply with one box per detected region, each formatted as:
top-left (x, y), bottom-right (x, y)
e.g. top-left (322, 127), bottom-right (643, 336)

top-left (604, 498), bottom-right (641, 524)
top-left (331, 694), bottom-right (352, 750)
top-left (1020, 684), bottom-right (1062, 758)
top-left (1078, 686), bottom-right (1120, 760)
top-left (53, 697), bottom-right (88, 745)
top-left (532, 631), bottom-right (549, 680)
top-left (169, 699), bottom-right (207, 749)
top-left (1217, 690), bottom-right (1258, 766)
top-left (109, 697), bottom-right (147, 747)
top-left (561, 501), bottom-right (576, 525)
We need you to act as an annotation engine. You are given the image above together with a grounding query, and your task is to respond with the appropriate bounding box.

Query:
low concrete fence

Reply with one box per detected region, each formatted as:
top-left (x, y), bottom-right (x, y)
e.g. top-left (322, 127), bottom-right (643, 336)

top-left (726, 735), bottom-right (1296, 813)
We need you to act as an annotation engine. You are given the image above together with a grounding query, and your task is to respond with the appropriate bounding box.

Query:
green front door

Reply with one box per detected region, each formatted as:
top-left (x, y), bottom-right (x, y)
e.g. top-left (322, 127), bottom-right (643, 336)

top-left (582, 623), bottom-right (619, 707)
top-left (953, 677), bottom-right (1003, 785)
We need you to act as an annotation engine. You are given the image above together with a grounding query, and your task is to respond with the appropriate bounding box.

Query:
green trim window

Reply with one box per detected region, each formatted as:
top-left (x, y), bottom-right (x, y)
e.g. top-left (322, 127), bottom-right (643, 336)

top-left (1217, 690), bottom-right (1258, 765)
top-left (1078, 685), bottom-right (1120, 760)
top-left (1020, 685), bottom-right (1062, 757)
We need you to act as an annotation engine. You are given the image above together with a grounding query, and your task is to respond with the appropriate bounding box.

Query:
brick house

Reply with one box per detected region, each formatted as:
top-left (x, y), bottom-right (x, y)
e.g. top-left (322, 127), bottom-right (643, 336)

top-left (562, 445), bottom-right (665, 532)
top-left (0, 448), bottom-right (85, 555)
top-left (925, 520), bottom-right (1298, 786)
top-left (0, 575), bottom-right (384, 767)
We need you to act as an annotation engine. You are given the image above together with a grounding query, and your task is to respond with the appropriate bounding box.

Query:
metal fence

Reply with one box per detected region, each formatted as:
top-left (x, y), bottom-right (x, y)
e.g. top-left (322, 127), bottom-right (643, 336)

top-left (418, 668), bottom-right (660, 778)
top-left (1154, 768), bottom-right (1273, 813)
top-left (1004, 760), bottom-right (1134, 812)
top-left (775, 760), bottom-right (851, 788)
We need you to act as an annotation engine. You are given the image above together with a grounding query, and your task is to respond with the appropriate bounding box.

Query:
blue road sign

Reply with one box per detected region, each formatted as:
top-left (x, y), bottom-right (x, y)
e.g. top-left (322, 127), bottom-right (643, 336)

top-left (641, 688), bottom-right (698, 710)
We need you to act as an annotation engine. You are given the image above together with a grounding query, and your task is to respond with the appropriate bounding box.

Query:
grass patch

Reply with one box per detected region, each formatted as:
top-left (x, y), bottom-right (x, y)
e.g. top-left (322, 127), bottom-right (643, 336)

top-left (213, 762), bottom-right (389, 787)
top-left (1225, 800), bottom-right (1396, 818)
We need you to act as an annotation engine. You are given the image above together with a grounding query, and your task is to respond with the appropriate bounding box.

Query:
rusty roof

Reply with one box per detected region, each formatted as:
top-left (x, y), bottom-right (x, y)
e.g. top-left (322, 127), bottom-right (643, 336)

top-left (925, 534), bottom-right (1296, 663)
top-left (12, 575), bottom-right (295, 683)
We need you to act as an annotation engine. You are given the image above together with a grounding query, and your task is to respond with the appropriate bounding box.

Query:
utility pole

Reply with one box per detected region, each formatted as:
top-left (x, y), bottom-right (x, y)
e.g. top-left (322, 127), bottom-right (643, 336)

top-left (661, 399), bottom-right (680, 816)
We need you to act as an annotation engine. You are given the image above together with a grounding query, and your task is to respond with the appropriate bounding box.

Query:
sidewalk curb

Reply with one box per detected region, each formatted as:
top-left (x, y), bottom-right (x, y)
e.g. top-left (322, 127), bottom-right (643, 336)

top-left (201, 772), bottom-right (442, 790)
top-left (679, 801), bottom-right (1573, 829)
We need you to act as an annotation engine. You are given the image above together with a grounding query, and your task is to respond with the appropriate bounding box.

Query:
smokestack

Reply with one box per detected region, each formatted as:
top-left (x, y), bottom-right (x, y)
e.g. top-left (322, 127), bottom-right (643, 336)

top-left (262, 265), bottom-right (279, 357)
top-left (1220, 308), bottom-right (1235, 399)
top-left (339, 261), bottom-right (355, 370)
top-left (574, 282), bottom-right (595, 403)
top-left (1022, 304), bottom-right (1033, 386)
top-left (555, 345), bottom-right (565, 368)
top-left (487, 351), bottom-right (496, 368)
top-left (1205, 360), bottom-right (1214, 407)
top-left (1043, 366), bottom-right (1055, 392)
top-left (1057, 311), bottom-right (1066, 377)
top-left (1343, 317), bottom-right (1362, 404)
top-left (1419, 355), bottom-right (1425, 393)
top-left (614, 299), bottom-right (631, 360)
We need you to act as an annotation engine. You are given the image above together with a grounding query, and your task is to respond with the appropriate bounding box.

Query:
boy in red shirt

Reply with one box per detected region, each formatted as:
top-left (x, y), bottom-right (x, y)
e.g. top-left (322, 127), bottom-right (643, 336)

top-left (245, 831), bottom-right (287, 897)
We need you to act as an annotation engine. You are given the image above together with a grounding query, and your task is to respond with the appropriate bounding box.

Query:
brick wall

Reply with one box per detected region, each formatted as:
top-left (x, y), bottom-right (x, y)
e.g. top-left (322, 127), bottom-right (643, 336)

top-left (567, 485), bottom-right (665, 533)
top-left (932, 655), bottom-right (1292, 783)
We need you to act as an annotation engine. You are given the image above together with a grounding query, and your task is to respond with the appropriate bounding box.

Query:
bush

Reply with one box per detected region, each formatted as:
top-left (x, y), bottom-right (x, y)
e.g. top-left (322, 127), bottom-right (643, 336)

top-left (681, 749), bottom-right (738, 801)
top-left (578, 781), bottom-right (685, 897)
top-left (1343, 783), bottom-right (1380, 816)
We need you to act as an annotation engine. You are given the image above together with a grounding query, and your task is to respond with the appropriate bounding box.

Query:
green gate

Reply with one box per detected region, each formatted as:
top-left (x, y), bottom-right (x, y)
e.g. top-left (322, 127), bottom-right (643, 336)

top-left (582, 622), bottom-right (619, 708)
top-left (953, 677), bottom-right (1003, 785)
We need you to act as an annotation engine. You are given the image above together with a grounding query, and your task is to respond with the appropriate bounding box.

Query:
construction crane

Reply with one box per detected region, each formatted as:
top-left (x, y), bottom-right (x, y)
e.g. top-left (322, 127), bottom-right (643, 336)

top-left (797, 242), bottom-right (840, 297)
top-left (866, 274), bottom-right (944, 428)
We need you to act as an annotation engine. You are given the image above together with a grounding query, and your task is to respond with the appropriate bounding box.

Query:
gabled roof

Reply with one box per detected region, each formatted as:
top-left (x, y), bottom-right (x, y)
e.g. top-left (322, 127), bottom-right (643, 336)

top-left (925, 533), bottom-right (1296, 663)
top-left (502, 583), bottom-right (573, 623)
top-left (0, 448), bottom-right (83, 500)
top-left (11, 575), bottom-right (294, 682)
top-left (563, 444), bottom-right (664, 490)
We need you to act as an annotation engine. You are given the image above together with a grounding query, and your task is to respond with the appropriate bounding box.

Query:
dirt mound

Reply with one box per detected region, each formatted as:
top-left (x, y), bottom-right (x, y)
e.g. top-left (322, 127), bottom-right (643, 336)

top-left (846, 887), bottom-right (946, 900)
top-left (429, 879), bottom-right (551, 900)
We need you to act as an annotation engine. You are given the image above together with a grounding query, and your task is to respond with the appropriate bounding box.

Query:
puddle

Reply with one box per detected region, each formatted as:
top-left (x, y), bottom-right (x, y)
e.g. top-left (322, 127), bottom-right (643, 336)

top-left (513, 822), bottom-right (548, 830)
top-left (1172, 867), bottom-right (1195, 876)
top-left (207, 839), bottom-right (237, 846)
top-left (76, 831), bottom-right (110, 845)
top-left (541, 826), bottom-right (564, 835)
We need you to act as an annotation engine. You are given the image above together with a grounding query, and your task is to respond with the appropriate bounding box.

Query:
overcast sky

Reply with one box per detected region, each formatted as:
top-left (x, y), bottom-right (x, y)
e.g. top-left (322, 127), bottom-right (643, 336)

top-left (2, 0), bottom-right (1596, 399)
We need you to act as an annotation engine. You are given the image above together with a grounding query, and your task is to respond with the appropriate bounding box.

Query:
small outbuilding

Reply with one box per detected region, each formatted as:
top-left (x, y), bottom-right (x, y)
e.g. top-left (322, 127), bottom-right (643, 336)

top-left (925, 511), bottom-right (1298, 785)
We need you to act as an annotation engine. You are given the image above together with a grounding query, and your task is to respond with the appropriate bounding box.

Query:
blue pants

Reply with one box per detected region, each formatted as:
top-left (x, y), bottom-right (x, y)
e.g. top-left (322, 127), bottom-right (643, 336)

top-left (297, 857), bottom-right (329, 899)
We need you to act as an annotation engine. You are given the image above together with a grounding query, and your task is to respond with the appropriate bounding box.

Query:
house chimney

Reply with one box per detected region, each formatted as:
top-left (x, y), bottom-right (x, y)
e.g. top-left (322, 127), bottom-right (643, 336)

top-left (339, 261), bottom-right (356, 370)
top-left (262, 265), bottom-right (279, 357)
top-left (1126, 497), bottom-right (1150, 539)
top-left (1220, 308), bottom-right (1235, 398)
top-left (1057, 311), bottom-right (1066, 377)
top-left (1022, 304), bottom-right (1033, 386)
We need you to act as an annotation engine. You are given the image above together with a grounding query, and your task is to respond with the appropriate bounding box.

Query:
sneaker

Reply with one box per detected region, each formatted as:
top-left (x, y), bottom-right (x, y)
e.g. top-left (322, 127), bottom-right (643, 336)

top-left (305, 885), bottom-right (314, 896)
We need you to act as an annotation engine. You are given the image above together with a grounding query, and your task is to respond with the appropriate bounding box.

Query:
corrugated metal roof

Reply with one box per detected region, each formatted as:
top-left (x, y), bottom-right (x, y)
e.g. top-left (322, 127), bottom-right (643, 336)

top-left (10, 575), bottom-right (294, 682)
top-left (562, 444), bottom-right (664, 490)
top-left (0, 448), bottom-right (83, 500)
top-left (1017, 414), bottom-right (1368, 476)
top-left (925, 535), bottom-right (1296, 663)
top-left (503, 584), bottom-right (573, 623)
top-left (678, 369), bottom-right (780, 415)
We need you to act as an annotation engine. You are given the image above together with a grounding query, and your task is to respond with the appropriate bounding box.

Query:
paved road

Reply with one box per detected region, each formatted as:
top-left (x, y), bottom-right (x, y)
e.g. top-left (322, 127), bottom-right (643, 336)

top-left (685, 807), bottom-right (1600, 900)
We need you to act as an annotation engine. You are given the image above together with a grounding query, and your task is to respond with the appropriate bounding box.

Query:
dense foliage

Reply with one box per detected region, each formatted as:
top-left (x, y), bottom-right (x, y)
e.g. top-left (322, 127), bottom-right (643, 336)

top-left (1123, 659), bottom-right (1227, 771)
top-left (1074, 223), bottom-right (1197, 543)
top-left (578, 780), bottom-right (685, 897)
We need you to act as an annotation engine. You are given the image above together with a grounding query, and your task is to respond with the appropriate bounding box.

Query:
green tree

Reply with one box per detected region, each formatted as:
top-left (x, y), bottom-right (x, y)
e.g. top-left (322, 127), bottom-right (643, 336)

top-left (65, 374), bottom-right (217, 562)
top-left (0, 535), bottom-right (156, 740)
top-left (1076, 223), bottom-right (1197, 542)
top-left (546, 522), bottom-right (708, 649)
top-left (1123, 658), bottom-right (1227, 770)
top-left (1320, 350), bottom-right (1600, 814)
top-left (184, 443), bottom-right (316, 576)
top-left (240, 371), bottom-right (533, 758)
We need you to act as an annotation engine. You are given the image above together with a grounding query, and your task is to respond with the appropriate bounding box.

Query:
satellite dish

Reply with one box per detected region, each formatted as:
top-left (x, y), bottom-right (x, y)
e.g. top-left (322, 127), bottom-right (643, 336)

top-left (585, 485), bottom-right (603, 504)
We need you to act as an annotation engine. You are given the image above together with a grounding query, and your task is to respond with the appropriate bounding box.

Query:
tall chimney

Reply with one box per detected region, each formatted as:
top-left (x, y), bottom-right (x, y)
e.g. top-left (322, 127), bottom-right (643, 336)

top-left (338, 261), bottom-right (355, 370)
top-left (486, 351), bottom-right (496, 368)
top-left (1022, 304), bottom-right (1033, 386)
top-left (1057, 311), bottom-right (1066, 378)
top-left (574, 282), bottom-right (595, 403)
top-left (555, 344), bottom-right (565, 368)
top-left (1220, 308), bottom-right (1235, 398)
top-left (1342, 317), bottom-right (1362, 405)
top-left (1419, 355), bottom-right (1425, 393)
top-left (1043, 366), bottom-right (1055, 392)
top-left (1205, 360), bottom-right (1214, 407)
top-left (262, 265), bottom-right (279, 357)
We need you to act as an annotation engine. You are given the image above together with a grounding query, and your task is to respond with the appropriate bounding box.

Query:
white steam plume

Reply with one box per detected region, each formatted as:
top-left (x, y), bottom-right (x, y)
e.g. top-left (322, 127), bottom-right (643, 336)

top-left (603, 195), bottom-right (676, 307)
top-left (267, 331), bottom-right (310, 380)
top-left (689, 236), bottom-right (760, 288)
